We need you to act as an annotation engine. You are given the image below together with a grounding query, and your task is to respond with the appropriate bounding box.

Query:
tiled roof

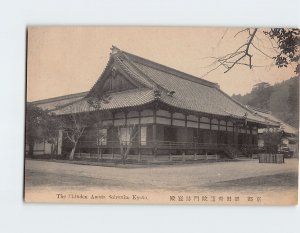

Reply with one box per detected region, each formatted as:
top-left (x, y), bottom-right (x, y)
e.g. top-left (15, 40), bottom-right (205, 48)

top-left (122, 50), bottom-right (278, 126)
top-left (115, 56), bottom-right (157, 89)
top-left (35, 46), bottom-right (280, 127)
top-left (32, 91), bottom-right (88, 111)
top-left (52, 89), bottom-right (155, 115)
top-left (246, 106), bottom-right (298, 135)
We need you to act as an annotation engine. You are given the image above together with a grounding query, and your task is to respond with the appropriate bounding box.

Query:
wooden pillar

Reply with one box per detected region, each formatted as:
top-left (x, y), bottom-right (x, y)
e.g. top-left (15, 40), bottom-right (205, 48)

top-left (217, 119), bottom-right (220, 144)
top-left (124, 110), bottom-right (127, 126)
top-left (153, 108), bottom-right (157, 159)
top-left (245, 125), bottom-right (248, 145)
top-left (43, 140), bottom-right (45, 156)
top-left (169, 111), bottom-right (174, 157)
top-left (209, 118), bottom-right (212, 144)
top-left (184, 114), bottom-right (188, 155)
top-left (234, 123), bottom-right (240, 148)
top-left (57, 129), bottom-right (63, 155)
top-left (197, 115), bottom-right (200, 155)
top-left (225, 120), bottom-right (229, 145)
top-left (138, 110), bottom-right (141, 162)
top-left (232, 122), bottom-right (235, 147)
top-left (111, 126), bottom-right (114, 159)
top-left (124, 111), bottom-right (128, 159)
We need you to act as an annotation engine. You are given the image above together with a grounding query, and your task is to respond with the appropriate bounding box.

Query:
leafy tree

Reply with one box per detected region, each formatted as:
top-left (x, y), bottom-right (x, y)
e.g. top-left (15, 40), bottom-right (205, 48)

top-left (287, 77), bottom-right (299, 127)
top-left (25, 103), bottom-right (60, 157)
top-left (25, 103), bottom-right (47, 157)
top-left (42, 112), bottom-right (62, 155)
top-left (264, 28), bottom-right (300, 74)
top-left (232, 77), bottom-right (299, 128)
top-left (248, 82), bottom-right (273, 110)
top-left (261, 130), bottom-right (283, 154)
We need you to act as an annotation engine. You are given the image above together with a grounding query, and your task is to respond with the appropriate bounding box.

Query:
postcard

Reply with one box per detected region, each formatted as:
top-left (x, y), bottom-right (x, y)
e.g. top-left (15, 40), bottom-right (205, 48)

top-left (25, 27), bottom-right (299, 205)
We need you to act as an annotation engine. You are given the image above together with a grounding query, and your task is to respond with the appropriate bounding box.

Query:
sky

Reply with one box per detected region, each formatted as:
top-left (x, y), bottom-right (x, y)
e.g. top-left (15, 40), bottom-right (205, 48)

top-left (27, 27), bottom-right (295, 101)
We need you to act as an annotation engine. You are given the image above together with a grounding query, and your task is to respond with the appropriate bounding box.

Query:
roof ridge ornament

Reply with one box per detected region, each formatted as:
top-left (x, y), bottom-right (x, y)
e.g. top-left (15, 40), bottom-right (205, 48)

top-left (167, 90), bottom-right (175, 97)
top-left (154, 89), bottom-right (161, 100)
top-left (110, 45), bottom-right (121, 55)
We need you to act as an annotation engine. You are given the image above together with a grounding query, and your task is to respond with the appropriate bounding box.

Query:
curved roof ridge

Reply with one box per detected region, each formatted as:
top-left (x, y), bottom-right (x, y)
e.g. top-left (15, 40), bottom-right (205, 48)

top-left (246, 105), bottom-right (271, 114)
top-left (113, 55), bottom-right (154, 89)
top-left (216, 88), bottom-right (280, 126)
top-left (31, 91), bottom-right (88, 105)
top-left (122, 50), bottom-right (219, 89)
top-left (247, 105), bottom-right (298, 131)
top-left (119, 52), bottom-right (170, 93)
top-left (85, 57), bottom-right (114, 98)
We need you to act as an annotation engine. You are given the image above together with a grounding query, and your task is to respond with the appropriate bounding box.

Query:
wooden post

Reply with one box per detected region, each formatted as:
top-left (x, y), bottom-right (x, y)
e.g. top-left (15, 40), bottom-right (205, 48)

top-left (43, 140), bottom-right (45, 156)
top-left (112, 127), bottom-right (114, 159)
top-left (138, 110), bottom-right (141, 162)
top-left (153, 107), bottom-right (157, 160)
top-left (170, 111), bottom-right (173, 160)
top-left (209, 118), bottom-right (212, 149)
top-left (153, 124), bottom-right (157, 160)
top-left (194, 142), bottom-right (197, 160)
top-left (112, 112), bottom-right (115, 159)
top-left (217, 119), bottom-right (220, 145)
top-left (232, 122), bottom-right (235, 147)
top-left (184, 114), bottom-right (188, 156)
top-left (197, 115), bottom-right (200, 156)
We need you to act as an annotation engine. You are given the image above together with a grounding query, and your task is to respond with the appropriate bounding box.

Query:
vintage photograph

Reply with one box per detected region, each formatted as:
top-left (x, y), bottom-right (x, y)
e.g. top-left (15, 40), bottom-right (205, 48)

top-left (25, 27), bottom-right (299, 204)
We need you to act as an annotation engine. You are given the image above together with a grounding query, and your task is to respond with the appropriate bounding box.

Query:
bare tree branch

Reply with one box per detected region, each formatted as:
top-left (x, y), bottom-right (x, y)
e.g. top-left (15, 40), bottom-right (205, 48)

top-left (234, 28), bottom-right (250, 38)
top-left (202, 28), bottom-right (260, 76)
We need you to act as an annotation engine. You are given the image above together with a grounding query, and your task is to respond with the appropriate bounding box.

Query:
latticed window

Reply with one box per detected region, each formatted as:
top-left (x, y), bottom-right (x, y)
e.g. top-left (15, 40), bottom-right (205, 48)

top-left (119, 127), bottom-right (138, 145)
top-left (120, 127), bottom-right (130, 145)
top-left (140, 126), bottom-right (147, 145)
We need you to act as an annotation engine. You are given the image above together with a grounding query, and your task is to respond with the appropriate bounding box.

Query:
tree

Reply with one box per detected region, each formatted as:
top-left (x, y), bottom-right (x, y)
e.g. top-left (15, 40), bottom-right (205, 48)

top-left (232, 76), bottom-right (299, 128)
top-left (248, 82), bottom-right (273, 110)
top-left (117, 124), bottom-right (139, 164)
top-left (42, 112), bottom-right (61, 156)
top-left (60, 95), bottom-right (112, 160)
top-left (60, 102), bottom-right (95, 160)
top-left (261, 130), bottom-right (283, 154)
top-left (25, 103), bottom-right (61, 157)
top-left (87, 95), bottom-right (111, 159)
top-left (25, 103), bottom-right (48, 157)
top-left (205, 28), bottom-right (299, 76)
top-left (287, 77), bottom-right (299, 127)
top-left (265, 28), bottom-right (300, 74)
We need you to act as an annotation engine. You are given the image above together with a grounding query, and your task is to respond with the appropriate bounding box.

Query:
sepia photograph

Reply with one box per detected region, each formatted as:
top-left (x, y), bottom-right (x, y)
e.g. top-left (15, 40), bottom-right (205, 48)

top-left (25, 27), bottom-right (299, 205)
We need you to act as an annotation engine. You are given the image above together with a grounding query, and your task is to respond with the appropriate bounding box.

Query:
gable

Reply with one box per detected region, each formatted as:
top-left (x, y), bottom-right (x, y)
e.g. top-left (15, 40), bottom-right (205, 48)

top-left (86, 57), bottom-right (151, 99)
top-left (103, 72), bottom-right (136, 93)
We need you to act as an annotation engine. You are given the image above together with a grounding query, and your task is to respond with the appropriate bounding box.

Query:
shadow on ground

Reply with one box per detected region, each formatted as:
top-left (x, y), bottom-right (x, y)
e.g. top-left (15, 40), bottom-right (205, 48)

top-left (205, 172), bottom-right (298, 193)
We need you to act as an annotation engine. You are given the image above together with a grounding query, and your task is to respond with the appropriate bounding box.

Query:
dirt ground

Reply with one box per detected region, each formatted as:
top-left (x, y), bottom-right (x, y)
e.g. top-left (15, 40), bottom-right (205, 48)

top-left (25, 158), bottom-right (298, 195)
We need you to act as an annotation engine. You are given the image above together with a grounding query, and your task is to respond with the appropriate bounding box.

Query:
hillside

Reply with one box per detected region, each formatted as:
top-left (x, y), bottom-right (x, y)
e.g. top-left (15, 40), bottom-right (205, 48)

top-left (232, 76), bottom-right (299, 128)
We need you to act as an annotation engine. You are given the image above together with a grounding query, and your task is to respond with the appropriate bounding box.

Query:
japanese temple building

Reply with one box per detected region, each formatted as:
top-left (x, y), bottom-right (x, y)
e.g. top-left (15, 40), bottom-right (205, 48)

top-left (31, 46), bottom-right (280, 159)
top-left (246, 106), bottom-right (298, 156)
